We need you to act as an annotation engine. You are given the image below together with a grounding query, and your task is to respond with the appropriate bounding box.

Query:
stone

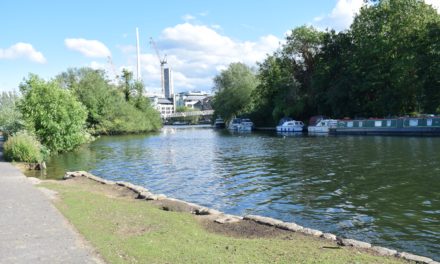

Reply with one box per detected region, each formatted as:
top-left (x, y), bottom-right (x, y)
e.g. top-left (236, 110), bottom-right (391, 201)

top-left (275, 222), bottom-right (304, 232)
top-left (116, 181), bottom-right (130, 187)
top-left (131, 185), bottom-right (149, 194)
top-left (195, 207), bottom-right (221, 215)
top-left (214, 215), bottom-right (242, 224)
top-left (428, 261), bottom-right (440, 264)
top-left (321, 233), bottom-right (337, 241)
top-left (302, 228), bottom-right (323, 237)
top-left (397, 252), bottom-right (433, 263)
top-left (137, 191), bottom-right (153, 199)
top-left (156, 194), bottom-right (167, 200)
top-left (338, 238), bottom-right (371, 249)
top-left (243, 215), bottom-right (284, 226)
top-left (371, 246), bottom-right (397, 257)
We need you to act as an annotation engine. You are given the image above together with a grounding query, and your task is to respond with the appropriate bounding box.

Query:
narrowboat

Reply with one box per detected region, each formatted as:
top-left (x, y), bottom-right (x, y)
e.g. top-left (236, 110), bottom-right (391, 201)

top-left (330, 116), bottom-right (440, 136)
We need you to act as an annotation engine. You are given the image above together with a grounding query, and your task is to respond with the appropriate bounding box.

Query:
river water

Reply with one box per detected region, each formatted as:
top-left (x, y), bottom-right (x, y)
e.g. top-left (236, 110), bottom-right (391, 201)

top-left (31, 126), bottom-right (440, 260)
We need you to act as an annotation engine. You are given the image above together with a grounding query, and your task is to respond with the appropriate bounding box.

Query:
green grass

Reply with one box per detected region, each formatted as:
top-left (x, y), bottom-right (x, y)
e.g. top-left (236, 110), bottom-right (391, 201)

top-left (42, 181), bottom-right (406, 264)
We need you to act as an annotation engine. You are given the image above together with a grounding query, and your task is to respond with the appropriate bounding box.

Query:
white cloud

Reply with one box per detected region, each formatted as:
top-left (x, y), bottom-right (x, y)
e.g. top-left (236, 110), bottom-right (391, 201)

top-left (211, 24), bottom-right (222, 30)
top-left (65, 38), bottom-right (111, 58)
top-left (126, 23), bottom-right (280, 93)
top-left (314, 0), bottom-right (364, 31)
top-left (425, 0), bottom-right (440, 12)
top-left (182, 14), bottom-right (196, 22)
top-left (315, 0), bottom-right (440, 31)
top-left (0, 42), bottom-right (46, 63)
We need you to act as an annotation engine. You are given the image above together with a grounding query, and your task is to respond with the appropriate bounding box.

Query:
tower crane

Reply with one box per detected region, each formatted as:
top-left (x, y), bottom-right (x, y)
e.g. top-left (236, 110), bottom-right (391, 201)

top-left (149, 37), bottom-right (167, 95)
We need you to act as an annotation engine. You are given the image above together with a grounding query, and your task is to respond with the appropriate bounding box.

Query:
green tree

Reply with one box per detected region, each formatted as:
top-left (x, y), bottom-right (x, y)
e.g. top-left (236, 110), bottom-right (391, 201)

top-left (121, 69), bottom-right (134, 101)
top-left (212, 63), bottom-right (258, 122)
top-left (0, 91), bottom-right (24, 137)
top-left (251, 25), bottom-right (323, 125)
top-left (56, 67), bottom-right (162, 134)
top-left (19, 74), bottom-right (89, 152)
top-left (348, 0), bottom-right (440, 116)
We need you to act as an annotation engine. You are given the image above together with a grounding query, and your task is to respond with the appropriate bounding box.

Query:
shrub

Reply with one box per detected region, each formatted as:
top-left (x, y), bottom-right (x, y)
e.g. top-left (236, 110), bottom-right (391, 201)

top-left (3, 131), bottom-right (43, 163)
top-left (19, 74), bottom-right (89, 153)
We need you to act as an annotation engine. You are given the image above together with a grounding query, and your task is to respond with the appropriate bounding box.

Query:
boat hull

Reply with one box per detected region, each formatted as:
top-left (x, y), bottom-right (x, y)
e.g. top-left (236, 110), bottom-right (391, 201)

top-left (276, 126), bottom-right (302, 132)
top-left (308, 126), bottom-right (330, 133)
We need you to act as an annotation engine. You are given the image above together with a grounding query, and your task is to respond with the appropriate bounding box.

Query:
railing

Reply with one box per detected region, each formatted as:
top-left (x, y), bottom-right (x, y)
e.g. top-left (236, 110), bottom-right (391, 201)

top-left (161, 110), bottom-right (214, 119)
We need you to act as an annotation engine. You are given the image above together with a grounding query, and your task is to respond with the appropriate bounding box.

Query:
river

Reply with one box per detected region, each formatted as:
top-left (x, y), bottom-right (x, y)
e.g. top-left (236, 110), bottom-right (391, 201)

top-left (28, 126), bottom-right (440, 260)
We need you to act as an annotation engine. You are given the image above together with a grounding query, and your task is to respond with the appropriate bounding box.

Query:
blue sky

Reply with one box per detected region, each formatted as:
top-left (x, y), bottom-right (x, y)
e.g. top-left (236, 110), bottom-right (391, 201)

top-left (1, 0), bottom-right (439, 94)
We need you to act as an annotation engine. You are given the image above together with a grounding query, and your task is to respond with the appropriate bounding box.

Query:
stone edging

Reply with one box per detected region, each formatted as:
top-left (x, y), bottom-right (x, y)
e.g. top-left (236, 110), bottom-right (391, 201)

top-left (64, 171), bottom-right (438, 264)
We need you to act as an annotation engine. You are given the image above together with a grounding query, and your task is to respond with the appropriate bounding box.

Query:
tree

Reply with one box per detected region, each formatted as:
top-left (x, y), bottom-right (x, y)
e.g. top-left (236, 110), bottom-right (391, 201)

top-left (0, 91), bottom-right (24, 137)
top-left (121, 69), bottom-right (134, 101)
top-left (348, 0), bottom-right (440, 116)
top-left (19, 74), bottom-right (89, 152)
top-left (56, 67), bottom-right (162, 134)
top-left (251, 25), bottom-right (324, 125)
top-left (212, 63), bottom-right (258, 122)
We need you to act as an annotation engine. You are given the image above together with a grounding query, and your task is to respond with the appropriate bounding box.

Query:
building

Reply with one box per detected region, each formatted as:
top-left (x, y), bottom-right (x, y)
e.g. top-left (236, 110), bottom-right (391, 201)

top-left (163, 68), bottom-right (174, 99)
top-left (150, 97), bottom-right (174, 118)
top-left (174, 91), bottom-right (210, 110)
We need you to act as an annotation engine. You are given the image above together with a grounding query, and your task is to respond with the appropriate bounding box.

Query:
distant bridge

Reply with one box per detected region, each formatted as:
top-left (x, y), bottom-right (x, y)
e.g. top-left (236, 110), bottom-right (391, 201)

top-left (161, 110), bottom-right (214, 119)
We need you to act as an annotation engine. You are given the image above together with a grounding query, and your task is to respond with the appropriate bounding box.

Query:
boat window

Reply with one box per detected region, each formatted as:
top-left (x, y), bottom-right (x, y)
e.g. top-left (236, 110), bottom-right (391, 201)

top-left (359, 121), bottom-right (363, 127)
top-left (347, 121), bottom-right (353, 127)
top-left (409, 119), bottom-right (418, 126)
top-left (427, 119), bottom-right (433, 126)
top-left (374, 121), bottom-right (382, 127)
top-left (387, 120), bottom-right (391, 127)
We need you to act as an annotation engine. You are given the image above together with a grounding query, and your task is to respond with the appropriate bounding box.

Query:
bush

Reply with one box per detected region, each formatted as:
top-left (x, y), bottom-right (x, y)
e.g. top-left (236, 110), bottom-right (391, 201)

top-left (19, 74), bottom-right (89, 153)
top-left (3, 131), bottom-right (43, 163)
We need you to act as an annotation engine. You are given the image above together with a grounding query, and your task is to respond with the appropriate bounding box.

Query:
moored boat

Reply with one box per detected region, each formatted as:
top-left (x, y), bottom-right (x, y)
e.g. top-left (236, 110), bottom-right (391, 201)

top-left (228, 118), bottom-right (253, 131)
top-left (308, 119), bottom-right (338, 133)
top-left (330, 116), bottom-right (440, 136)
top-left (276, 120), bottom-right (304, 132)
top-left (214, 117), bottom-right (226, 129)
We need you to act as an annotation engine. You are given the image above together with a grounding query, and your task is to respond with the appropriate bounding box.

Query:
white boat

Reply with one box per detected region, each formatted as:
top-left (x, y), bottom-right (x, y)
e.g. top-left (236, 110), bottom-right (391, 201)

top-left (276, 120), bottom-right (304, 132)
top-left (228, 118), bottom-right (253, 131)
top-left (214, 117), bottom-right (226, 129)
top-left (308, 119), bottom-right (337, 133)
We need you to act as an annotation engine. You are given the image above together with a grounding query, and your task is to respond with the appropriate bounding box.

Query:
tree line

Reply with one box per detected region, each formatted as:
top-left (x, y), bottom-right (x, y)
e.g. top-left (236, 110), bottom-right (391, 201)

top-left (0, 68), bottom-right (161, 162)
top-left (213, 0), bottom-right (440, 126)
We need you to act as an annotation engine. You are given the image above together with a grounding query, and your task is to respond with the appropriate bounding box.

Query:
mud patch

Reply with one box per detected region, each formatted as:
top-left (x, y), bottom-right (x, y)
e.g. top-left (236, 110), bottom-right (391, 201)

top-left (198, 217), bottom-right (297, 239)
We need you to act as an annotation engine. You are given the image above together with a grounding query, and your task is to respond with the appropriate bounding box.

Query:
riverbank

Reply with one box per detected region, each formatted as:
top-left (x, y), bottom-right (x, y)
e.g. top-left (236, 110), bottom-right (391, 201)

top-left (36, 171), bottom-right (428, 263)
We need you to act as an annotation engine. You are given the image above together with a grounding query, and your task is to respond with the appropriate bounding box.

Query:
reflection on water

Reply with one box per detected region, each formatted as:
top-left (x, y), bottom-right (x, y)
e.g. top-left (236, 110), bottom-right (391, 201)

top-left (29, 126), bottom-right (440, 260)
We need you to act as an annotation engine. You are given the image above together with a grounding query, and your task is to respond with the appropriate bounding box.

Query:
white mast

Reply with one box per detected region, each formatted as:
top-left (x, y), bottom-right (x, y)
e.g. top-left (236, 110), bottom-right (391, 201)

top-left (136, 27), bottom-right (141, 81)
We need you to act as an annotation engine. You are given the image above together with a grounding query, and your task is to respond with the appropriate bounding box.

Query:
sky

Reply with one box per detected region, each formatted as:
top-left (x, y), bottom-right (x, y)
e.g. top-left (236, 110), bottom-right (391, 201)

top-left (1, 0), bottom-right (439, 94)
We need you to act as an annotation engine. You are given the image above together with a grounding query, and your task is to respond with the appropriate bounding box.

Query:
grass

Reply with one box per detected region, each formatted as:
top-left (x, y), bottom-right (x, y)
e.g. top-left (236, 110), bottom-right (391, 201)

top-left (41, 180), bottom-right (407, 264)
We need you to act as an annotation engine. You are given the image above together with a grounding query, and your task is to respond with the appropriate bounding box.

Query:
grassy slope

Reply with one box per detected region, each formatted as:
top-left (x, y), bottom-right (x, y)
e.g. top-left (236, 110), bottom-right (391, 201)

top-left (42, 181), bottom-right (406, 264)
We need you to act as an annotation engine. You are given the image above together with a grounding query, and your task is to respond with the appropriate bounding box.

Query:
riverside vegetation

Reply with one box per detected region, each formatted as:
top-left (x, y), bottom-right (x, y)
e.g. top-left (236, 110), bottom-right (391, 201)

top-left (213, 0), bottom-right (440, 125)
top-left (0, 68), bottom-right (161, 163)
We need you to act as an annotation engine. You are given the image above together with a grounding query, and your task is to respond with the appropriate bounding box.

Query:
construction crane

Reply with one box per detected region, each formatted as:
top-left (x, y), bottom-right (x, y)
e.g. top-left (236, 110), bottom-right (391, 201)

top-left (149, 37), bottom-right (167, 95)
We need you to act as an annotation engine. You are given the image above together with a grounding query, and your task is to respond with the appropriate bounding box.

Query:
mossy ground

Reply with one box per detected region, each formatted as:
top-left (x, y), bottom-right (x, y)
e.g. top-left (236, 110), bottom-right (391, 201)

top-left (41, 179), bottom-right (407, 264)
